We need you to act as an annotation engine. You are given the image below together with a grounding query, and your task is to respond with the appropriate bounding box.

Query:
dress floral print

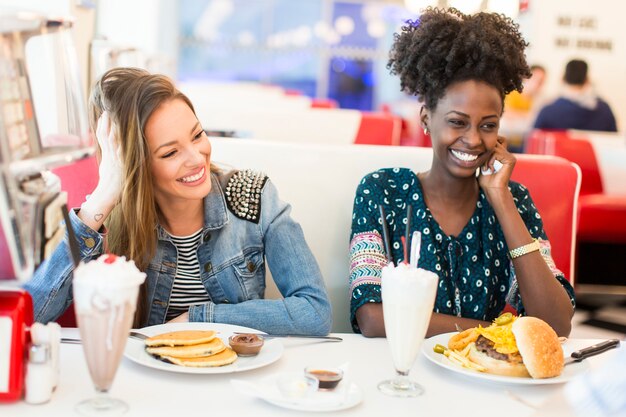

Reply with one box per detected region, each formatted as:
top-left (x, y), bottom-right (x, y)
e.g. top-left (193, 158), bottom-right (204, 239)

top-left (349, 168), bottom-right (575, 333)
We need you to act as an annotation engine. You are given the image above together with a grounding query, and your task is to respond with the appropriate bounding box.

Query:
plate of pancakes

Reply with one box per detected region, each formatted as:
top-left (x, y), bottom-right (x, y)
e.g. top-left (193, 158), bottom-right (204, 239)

top-left (124, 322), bottom-right (284, 374)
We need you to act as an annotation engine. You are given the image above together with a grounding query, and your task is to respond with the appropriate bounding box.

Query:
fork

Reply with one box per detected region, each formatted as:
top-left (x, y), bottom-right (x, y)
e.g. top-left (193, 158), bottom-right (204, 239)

top-left (129, 331), bottom-right (148, 340)
top-left (61, 330), bottom-right (148, 345)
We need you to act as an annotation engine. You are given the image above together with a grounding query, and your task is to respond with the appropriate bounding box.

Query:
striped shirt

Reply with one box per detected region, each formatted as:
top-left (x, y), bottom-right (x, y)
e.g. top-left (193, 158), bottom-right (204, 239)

top-left (165, 229), bottom-right (210, 321)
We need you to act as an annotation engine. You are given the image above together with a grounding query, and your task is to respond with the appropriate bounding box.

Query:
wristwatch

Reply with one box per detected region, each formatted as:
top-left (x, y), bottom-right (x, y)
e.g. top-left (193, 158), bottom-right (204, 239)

top-left (509, 239), bottom-right (540, 259)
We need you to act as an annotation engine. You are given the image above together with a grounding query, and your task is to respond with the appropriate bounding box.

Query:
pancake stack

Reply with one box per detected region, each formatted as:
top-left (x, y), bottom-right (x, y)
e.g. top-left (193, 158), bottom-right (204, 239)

top-left (145, 330), bottom-right (237, 367)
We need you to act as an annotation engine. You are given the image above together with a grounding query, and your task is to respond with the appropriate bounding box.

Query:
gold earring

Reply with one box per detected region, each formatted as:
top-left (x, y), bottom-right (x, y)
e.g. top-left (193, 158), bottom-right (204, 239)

top-left (423, 127), bottom-right (429, 135)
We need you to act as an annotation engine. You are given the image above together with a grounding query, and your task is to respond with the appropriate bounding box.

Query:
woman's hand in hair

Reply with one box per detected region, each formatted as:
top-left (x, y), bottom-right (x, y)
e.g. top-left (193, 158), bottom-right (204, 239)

top-left (478, 136), bottom-right (515, 192)
top-left (93, 111), bottom-right (124, 207)
top-left (78, 112), bottom-right (123, 232)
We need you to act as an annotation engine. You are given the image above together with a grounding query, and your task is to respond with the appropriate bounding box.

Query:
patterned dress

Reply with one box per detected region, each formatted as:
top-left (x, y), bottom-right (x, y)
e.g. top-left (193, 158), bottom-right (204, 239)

top-left (349, 168), bottom-right (575, 333)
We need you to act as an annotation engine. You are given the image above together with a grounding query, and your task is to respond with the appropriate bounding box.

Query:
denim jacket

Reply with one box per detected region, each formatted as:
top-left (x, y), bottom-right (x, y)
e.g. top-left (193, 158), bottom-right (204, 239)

top-left (25, 169), bottom-right (332, 335)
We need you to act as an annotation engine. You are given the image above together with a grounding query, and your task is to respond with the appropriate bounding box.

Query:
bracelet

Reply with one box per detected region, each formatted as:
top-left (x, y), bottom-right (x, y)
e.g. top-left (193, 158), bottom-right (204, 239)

top-left (509, 239), bottom-right (540, 259)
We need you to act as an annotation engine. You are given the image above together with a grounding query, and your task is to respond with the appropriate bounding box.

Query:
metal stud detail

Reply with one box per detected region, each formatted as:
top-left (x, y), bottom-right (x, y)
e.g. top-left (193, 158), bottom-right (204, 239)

top-left (224, 169), bottom-right (268, 224)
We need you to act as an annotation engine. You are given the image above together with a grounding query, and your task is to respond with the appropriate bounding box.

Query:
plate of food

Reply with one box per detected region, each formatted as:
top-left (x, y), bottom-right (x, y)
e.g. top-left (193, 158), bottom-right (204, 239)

top-left (422, 315), bottom-right (590, 385)
top-left (123, 322), bottom-right (283, 374)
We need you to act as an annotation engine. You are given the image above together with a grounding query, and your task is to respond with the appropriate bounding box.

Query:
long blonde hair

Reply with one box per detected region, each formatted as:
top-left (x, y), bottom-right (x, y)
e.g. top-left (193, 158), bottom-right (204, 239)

top-left (88, 67), bottom-right (196, 326)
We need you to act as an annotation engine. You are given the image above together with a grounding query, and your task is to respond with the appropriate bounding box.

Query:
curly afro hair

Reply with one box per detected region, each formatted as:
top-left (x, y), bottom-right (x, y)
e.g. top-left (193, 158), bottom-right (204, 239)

top-left (388, 8), bottom-right (531, 110)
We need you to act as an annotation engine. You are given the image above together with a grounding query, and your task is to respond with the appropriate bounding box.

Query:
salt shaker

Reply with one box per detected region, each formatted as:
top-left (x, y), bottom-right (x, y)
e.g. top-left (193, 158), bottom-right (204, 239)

top-left (24, 344), bottom-right (53, 404)
top-left (30, 322), bottom-right (60, 389)
top-left (47, 323), bottom-right (61, 389)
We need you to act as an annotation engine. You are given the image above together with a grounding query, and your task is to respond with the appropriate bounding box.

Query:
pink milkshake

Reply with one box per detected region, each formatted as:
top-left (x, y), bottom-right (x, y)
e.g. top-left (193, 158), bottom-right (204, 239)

top-left (72, 254), bottom-right (145, 415)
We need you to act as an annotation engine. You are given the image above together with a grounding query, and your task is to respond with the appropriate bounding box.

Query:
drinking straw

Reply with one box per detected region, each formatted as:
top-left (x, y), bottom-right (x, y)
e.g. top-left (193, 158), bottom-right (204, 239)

top-left (405, 204), bottom-right (412, 264)
top-left (61, 204), bottom-right (81, 267)
top-left (378, 205), bottom-right (393, 264)
top-left (410, 231), bottom-right (421, 268)
top-left (401, 236), bottom-right (408, 265)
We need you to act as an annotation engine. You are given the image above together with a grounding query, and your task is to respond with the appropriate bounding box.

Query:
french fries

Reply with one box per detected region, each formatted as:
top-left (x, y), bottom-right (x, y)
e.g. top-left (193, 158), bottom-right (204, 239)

top-left (442, 343), bottom-right (486, 372)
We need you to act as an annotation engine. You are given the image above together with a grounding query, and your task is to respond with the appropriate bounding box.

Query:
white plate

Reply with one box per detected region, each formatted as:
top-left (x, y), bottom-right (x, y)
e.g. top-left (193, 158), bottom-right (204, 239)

top-left (233, 373), bottom-right (363, 412)
top-left (422, 332), bottom-right (589, 385)
top-left (123, 322), bottom-right (283, 374)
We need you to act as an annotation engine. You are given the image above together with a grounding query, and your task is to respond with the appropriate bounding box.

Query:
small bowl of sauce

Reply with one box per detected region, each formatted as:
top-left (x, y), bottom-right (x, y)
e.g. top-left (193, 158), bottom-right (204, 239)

top-left (228, 333), bottom-right (264, 356)
top-left (304, 367), bottom-right (343, 390)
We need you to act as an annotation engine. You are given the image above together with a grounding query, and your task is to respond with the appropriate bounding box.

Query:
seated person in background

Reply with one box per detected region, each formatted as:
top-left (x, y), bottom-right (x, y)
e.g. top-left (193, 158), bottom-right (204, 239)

top-left (349, 8), bottom-right (574, 338)
top-left (534, 59), bottom-right (617, 132)
top-left (505, 64), bottom-right (546, 115)
top-left (25, 67), bottom-right (331, 335)
top-left (500, 64), bottom-right (547, 151)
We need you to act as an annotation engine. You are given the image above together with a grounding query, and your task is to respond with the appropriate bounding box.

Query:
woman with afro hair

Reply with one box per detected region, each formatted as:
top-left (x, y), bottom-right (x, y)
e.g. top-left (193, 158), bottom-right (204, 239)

top-left (349, 8), bottom-right (574, 337)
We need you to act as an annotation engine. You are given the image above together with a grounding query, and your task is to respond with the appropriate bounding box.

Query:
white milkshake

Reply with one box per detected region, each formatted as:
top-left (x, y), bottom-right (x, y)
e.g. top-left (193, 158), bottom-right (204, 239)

top-left (379, 262), bottom-right (438, 397)
top-left (72, 254), bottom-right (145, 415)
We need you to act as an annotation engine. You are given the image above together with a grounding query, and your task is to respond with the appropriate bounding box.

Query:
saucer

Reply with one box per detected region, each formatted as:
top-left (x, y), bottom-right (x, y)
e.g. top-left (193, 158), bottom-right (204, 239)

top-left (232, 373), bottom-right (363, 412)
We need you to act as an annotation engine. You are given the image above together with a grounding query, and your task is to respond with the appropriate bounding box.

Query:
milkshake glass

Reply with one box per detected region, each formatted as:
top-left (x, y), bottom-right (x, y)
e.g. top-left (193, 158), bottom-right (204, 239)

top-left (72, 254), bottom-right (145, 415)
top-left (378, 262), bottom-right (438, 397)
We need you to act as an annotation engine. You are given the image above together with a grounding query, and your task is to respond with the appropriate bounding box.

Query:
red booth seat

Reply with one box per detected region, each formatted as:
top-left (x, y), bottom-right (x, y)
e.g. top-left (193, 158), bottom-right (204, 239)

top-left (511, 155), bottom-right (580, 282)
top-left (578, 194), bottom-right (626, 243)
top-left (354, 112), bottom-right (402, 146)
top-left (526, 129), bottom-right (626, 246)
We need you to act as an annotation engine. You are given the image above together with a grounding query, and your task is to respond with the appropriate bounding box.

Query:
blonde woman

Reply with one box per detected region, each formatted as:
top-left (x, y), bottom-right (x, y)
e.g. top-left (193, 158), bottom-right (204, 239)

top-left (26, 68), bottom-right (331, 335)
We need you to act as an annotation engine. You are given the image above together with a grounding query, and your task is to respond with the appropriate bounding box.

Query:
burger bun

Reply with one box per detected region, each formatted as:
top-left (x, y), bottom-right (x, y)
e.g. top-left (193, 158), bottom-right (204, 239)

top-left (512, 316), bottom-right (564, 378)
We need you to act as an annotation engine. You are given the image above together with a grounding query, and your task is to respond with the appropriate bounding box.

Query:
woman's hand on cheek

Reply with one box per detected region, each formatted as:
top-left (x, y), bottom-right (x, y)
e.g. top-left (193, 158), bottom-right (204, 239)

top-left (478, 136), bottom-right (515, 191)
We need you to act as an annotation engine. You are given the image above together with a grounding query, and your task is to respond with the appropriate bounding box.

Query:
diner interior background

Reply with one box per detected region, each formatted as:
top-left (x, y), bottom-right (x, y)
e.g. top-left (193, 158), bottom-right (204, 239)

top-left (3, 0), bottom-right (626, 336)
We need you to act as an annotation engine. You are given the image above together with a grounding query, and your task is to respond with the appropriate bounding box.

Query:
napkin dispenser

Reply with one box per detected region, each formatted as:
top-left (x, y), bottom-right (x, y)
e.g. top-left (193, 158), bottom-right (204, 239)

top-left (0, 289), bottom-right (33, 402)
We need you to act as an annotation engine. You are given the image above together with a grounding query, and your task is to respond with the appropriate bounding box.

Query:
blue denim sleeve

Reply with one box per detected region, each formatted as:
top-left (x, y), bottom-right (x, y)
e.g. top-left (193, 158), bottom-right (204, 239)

top-left (23, 209), bottom-right (105, 323)
top-left (189, 179), bottom-right (332, 335)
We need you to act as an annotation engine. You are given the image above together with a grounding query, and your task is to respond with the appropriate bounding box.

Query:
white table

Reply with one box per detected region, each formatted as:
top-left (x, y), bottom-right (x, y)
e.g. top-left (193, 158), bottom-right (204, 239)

top-left (6, 330), bottom-right (623, 417)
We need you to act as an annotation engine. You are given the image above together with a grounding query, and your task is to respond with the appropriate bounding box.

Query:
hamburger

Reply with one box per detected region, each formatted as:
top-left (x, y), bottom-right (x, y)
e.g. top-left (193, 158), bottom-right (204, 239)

top-left (449, 316), bottom-right (564, 378)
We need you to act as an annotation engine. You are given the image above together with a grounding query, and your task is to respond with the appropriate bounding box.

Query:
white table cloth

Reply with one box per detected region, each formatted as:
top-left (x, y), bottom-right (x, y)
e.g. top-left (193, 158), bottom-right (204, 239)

top-left (5, 329), bottom-right (623, 417)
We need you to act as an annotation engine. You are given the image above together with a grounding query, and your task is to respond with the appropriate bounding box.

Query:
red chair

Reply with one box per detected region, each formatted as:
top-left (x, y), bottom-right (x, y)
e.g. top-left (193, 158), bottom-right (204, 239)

top-left (414, 127), bottom-right (432, 147)
top-left (527, 130), bottom-right (626, 295)
top-left (526, 130), bottom-right (602, 195)
top-left (354, 112), bottom-right (402, 146)
top-left (311, 98), bottom-right (338, 109)
top-left (513, 155), bottom-right (581, 283)
top-left (527, 130), bottom-right (626, 244)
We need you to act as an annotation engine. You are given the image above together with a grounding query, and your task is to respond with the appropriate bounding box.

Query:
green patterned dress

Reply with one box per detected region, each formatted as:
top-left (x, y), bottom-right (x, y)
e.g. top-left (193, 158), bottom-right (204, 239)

top-left (349, 168), bottom-right (575, 333)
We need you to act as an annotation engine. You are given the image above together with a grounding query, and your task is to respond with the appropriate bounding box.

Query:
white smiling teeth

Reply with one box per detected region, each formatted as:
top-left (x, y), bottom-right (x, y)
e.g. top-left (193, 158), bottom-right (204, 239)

top-left (451, 150), bottom-right (478, 162)
top-left (180, 167), bottom-right (205, 183)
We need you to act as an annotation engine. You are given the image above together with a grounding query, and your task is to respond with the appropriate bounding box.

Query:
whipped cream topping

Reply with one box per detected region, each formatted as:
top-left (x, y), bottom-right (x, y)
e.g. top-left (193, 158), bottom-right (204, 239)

top-left (382, 262), bottom-right (439, 293)
top-left (73, 254), bottom-right (146, 312)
